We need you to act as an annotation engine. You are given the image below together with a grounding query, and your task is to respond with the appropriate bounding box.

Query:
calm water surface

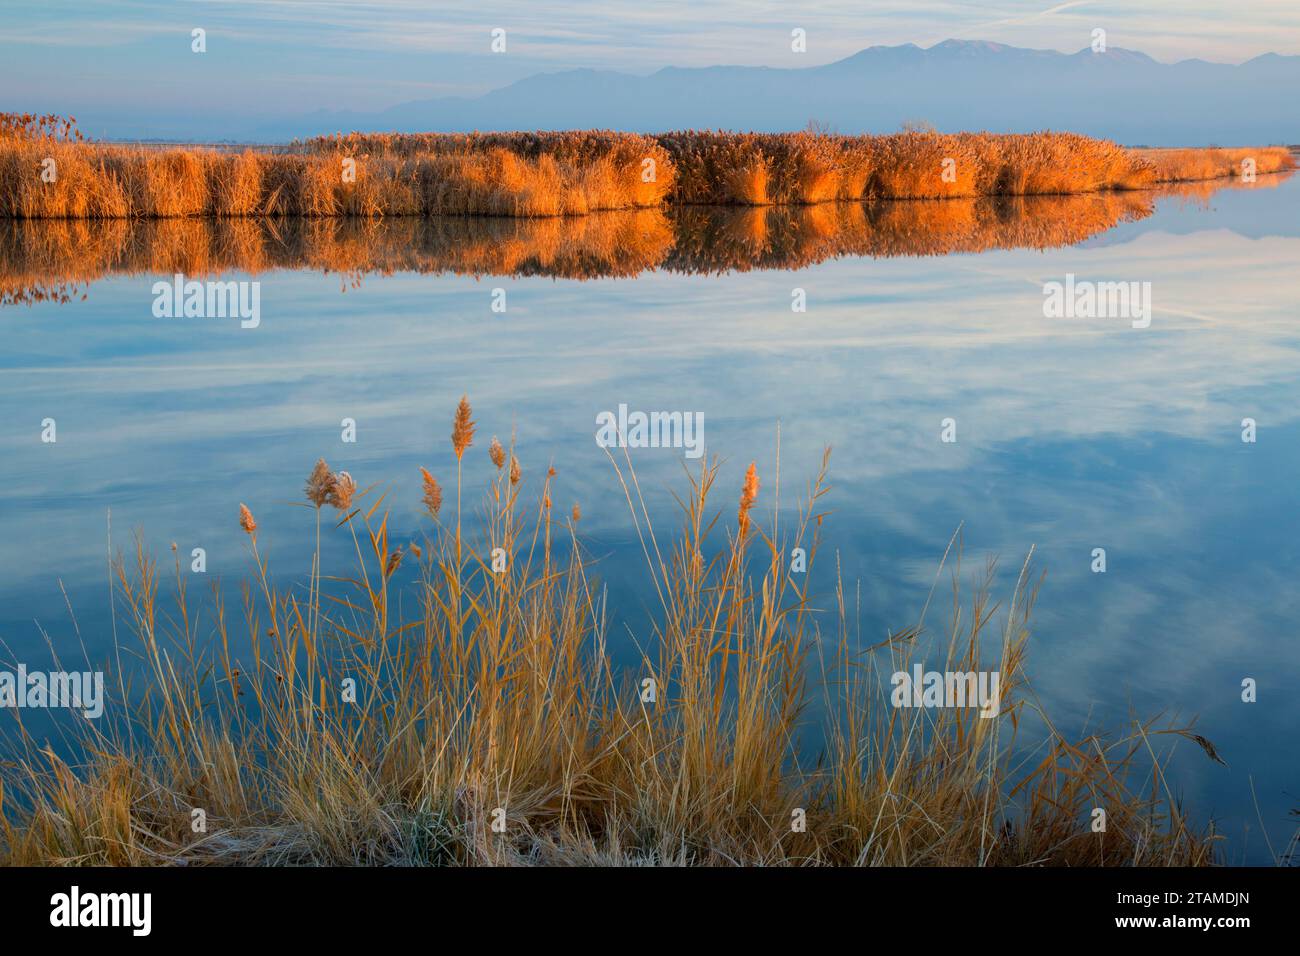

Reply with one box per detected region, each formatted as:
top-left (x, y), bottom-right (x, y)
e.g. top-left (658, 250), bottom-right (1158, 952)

top-left (2, 178), bottom-right (1298, 862)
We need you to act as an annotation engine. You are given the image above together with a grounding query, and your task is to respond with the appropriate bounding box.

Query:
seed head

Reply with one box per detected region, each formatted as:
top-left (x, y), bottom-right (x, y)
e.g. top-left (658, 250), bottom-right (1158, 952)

top-left (330, 471), bottom-right (356, 511)
top-left (239, 503), bottom-right (257, 535)
top-left (738, 461), bottom-right (759, 533)
top-left (385, 547), bottom-right (404, 577)
top-left (305, 458), bottom-right (334, 508)
top-left (452, 395), bottom-right (475, 460)
top-left (419, 467), bottom-right (443, 518)
top-left (489, 436), bottom-right (505, 469)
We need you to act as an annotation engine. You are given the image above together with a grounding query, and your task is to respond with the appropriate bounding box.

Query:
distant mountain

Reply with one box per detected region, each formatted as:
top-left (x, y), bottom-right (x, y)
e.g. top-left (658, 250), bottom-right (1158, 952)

top-left (265, 40), bottom-right (1300, 146)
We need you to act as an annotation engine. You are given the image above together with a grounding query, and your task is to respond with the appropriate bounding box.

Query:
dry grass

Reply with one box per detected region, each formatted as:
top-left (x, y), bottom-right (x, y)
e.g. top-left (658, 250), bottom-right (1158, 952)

top-left (1134, 146), bottom-right (1295, 183)
top-left (0, 123), bottom-right (674, 220)
top-left (2, 115), bottom-right (1289, 219)
top-left (0, 399), bottom-right (1220, 866)
top-left (619, 130), bottom-right (1214, 202)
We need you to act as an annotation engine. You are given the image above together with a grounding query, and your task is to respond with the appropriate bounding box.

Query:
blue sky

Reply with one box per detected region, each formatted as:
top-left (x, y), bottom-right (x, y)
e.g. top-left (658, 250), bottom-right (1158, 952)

top-left (2, 0), bottom-right (1298, 124)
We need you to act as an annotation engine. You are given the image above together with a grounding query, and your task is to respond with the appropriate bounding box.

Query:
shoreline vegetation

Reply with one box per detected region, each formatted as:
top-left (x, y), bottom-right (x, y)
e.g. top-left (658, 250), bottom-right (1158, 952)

top-left (0, 398), bottom-right (1222, 866)
top-left (1, 114), bottom-right (1293, 220)
top-left (2, 177), bottom-right (1286, 304)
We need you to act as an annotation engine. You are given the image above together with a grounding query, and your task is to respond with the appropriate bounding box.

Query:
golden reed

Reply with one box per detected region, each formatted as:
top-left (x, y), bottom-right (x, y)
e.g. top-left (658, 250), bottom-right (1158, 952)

top-left (2, 115), bottom-right (1291, 220)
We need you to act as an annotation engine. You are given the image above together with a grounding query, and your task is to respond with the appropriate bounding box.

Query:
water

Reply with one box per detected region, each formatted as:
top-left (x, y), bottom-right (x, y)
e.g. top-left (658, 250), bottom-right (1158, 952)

top-left (2, 176), bottom-right (1298, 862)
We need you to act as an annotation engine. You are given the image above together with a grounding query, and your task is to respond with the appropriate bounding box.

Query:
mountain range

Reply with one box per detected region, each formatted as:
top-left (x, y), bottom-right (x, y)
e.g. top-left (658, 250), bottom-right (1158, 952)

top-left (260, 39), bottom-right (1298, 146)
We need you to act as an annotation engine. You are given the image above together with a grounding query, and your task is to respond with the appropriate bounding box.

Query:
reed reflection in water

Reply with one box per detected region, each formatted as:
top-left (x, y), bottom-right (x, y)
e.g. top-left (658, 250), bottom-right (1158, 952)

top-left (0, 190), bottom-right (1181, 305)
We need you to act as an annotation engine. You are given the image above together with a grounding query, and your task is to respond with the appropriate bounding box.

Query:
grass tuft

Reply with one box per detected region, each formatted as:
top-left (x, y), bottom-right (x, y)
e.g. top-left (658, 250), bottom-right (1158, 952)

top-left (0, 402), bottom-right (1221, 866)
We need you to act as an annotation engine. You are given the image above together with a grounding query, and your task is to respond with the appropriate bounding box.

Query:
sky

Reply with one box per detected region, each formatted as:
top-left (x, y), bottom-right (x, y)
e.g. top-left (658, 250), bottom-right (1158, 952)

top-left (2, 0), bottom-right (1299, 127)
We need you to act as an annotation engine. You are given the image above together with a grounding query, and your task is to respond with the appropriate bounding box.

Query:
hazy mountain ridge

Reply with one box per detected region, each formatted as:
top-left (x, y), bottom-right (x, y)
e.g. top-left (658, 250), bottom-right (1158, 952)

top-left (275, 40), bottom-right (1298, 146)
top-left (86, 39), bottom-right (1300, 145)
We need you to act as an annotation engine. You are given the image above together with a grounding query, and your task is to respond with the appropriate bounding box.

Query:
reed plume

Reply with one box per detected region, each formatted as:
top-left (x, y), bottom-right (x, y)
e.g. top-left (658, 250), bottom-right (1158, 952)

top-left (489, 436), bottom-right (505, 469)
top-left (305, 458), bottom-right (335, 507)
top-left (304, 458), bottom-right (339, 646)
top-left (737, 461), bottom-right (759, 534)
top-left (452, 396), bottom-right (475, 460)
top-left (419, 467), bottom-right (443, 518)
top-left (450, 395), bottom-right (475, 571)
top-left (329, 470), bottom-right (356, 510)
top-left (238, 503), bottom-right (257, 534)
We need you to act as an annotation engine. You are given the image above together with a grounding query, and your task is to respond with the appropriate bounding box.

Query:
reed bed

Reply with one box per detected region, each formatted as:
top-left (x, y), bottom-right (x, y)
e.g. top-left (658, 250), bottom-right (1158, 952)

top-left (0, 398), bottom-right (1220, 866)
top-left (1134, 146), bottom-right (1295, 183)
top-left (1, 114), bottom-right (1289, 220)
top-left (0, 122), bottom-right (673, 220)
top-left (658, 130), bottom-right (1162, 203)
